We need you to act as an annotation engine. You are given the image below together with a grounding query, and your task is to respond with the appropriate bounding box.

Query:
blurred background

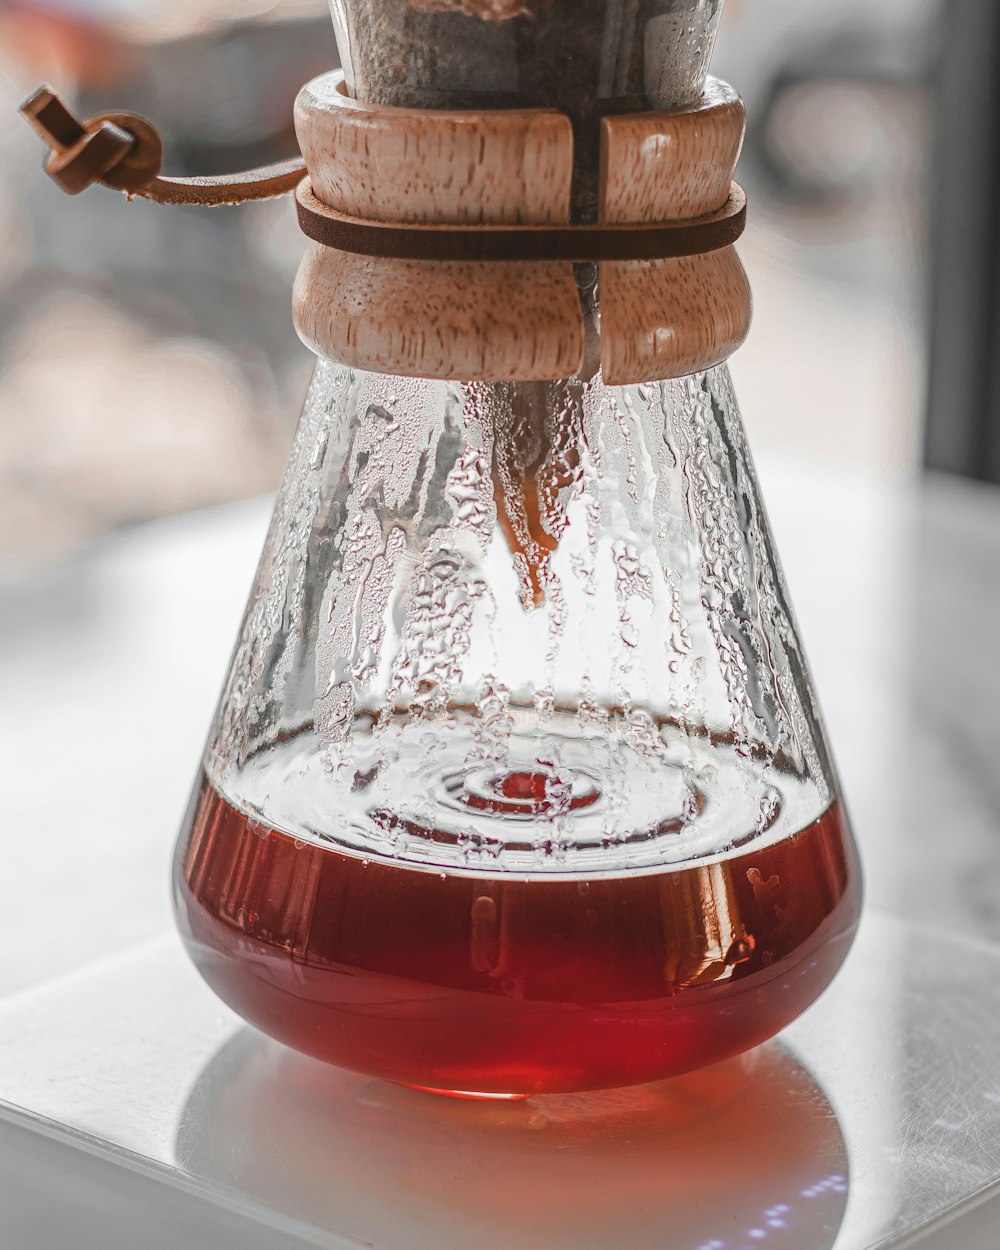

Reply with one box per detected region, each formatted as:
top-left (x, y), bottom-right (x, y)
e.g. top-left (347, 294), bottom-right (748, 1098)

top-left (0, 0), bottom-right (980, 569)
top-left (0, 0), bottom-right (335, 575)
top-left (0, 0), bottom-right (946, 574)
top-left (2, 0), bottom-right (999, 994)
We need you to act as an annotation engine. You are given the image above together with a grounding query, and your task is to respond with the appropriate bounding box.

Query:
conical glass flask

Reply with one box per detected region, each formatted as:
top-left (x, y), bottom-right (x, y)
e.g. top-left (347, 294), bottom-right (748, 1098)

top-left (173, 0), bottom-right (861, 1098)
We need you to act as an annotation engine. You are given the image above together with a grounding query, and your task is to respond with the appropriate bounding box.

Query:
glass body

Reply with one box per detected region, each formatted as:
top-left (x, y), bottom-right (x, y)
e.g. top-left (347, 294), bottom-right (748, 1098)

top-left (173, 361), bottom-right (862, 1095)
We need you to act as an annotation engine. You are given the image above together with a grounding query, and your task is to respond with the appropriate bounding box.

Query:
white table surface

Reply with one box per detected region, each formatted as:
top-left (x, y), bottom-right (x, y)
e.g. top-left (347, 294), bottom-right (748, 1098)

top-left (6, 907), bottom-right (1000, 1250)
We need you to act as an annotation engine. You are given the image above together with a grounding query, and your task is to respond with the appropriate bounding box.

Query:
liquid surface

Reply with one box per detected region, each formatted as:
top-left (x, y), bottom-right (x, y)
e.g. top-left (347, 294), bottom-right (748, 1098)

top-left (175, 776), bottom-right (861, 1095)
top-left (212, 711), bottom-right (828, 876)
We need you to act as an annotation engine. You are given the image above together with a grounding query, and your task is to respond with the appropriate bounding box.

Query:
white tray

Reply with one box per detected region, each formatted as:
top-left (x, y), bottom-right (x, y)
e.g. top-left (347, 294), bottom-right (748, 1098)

top-left (1, 909), bottom-right (998, 1250)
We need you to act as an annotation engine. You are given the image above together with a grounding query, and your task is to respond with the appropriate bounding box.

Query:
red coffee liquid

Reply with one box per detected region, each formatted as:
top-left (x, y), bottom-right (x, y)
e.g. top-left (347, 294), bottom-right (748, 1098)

top-left (174, 775), bottom-right (860, 1096)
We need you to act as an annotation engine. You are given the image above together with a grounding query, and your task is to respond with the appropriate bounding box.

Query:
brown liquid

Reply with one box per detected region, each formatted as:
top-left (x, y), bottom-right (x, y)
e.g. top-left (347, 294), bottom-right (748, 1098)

top-left (174, 776), bottom-right (860, 1096)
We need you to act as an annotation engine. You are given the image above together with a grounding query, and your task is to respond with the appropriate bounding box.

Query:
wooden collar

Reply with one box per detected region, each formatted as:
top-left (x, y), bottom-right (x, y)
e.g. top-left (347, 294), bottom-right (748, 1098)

top-left (21, 76), bottom-right (754, 384)
top-left (21, 81), bottom-right (746, 262)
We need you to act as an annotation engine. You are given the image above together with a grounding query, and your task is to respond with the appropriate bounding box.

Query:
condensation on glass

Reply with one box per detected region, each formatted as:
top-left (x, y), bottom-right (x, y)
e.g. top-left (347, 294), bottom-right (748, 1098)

top-left (209, 361), bottom-right (837, 877)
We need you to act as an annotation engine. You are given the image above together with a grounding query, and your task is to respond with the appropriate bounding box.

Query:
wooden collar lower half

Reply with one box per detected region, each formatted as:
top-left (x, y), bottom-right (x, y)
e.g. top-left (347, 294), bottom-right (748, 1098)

top-left (292, 72), bottom-right (752, 386)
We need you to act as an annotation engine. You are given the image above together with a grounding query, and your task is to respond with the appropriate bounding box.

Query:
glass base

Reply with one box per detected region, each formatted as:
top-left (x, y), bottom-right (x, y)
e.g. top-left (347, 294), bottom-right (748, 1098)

top-left (1, 910), bottom-right (1000, 1250)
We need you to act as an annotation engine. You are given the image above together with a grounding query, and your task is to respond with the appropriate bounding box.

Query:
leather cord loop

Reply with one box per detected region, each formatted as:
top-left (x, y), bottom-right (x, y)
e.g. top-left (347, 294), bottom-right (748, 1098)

top-left (294, 179), bottom-right (746, 263)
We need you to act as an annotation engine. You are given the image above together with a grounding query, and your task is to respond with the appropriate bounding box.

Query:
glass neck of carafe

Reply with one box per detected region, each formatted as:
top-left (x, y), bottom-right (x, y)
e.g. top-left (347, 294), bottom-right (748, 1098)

top-left (326, 0), bottom-right (724, 220)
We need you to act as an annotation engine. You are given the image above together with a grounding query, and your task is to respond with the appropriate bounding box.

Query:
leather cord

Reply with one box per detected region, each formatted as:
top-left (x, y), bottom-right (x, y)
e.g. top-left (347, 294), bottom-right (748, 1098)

top-left (19, 84), bottom-right (748, 260)
top-left (295, 179), bottom-right (746, 262)
top-left (20, 86), bottom-right (306, 205)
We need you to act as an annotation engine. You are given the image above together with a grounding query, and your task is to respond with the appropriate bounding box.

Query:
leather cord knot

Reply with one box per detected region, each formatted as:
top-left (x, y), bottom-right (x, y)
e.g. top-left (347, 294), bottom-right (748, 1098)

top-left (20, 85), bottom-right (306, 206)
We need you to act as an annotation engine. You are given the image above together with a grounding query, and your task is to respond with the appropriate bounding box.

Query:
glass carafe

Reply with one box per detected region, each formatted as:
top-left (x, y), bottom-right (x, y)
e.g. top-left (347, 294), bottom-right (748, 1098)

top-left (173, 0), bottom-right (861, 1098)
